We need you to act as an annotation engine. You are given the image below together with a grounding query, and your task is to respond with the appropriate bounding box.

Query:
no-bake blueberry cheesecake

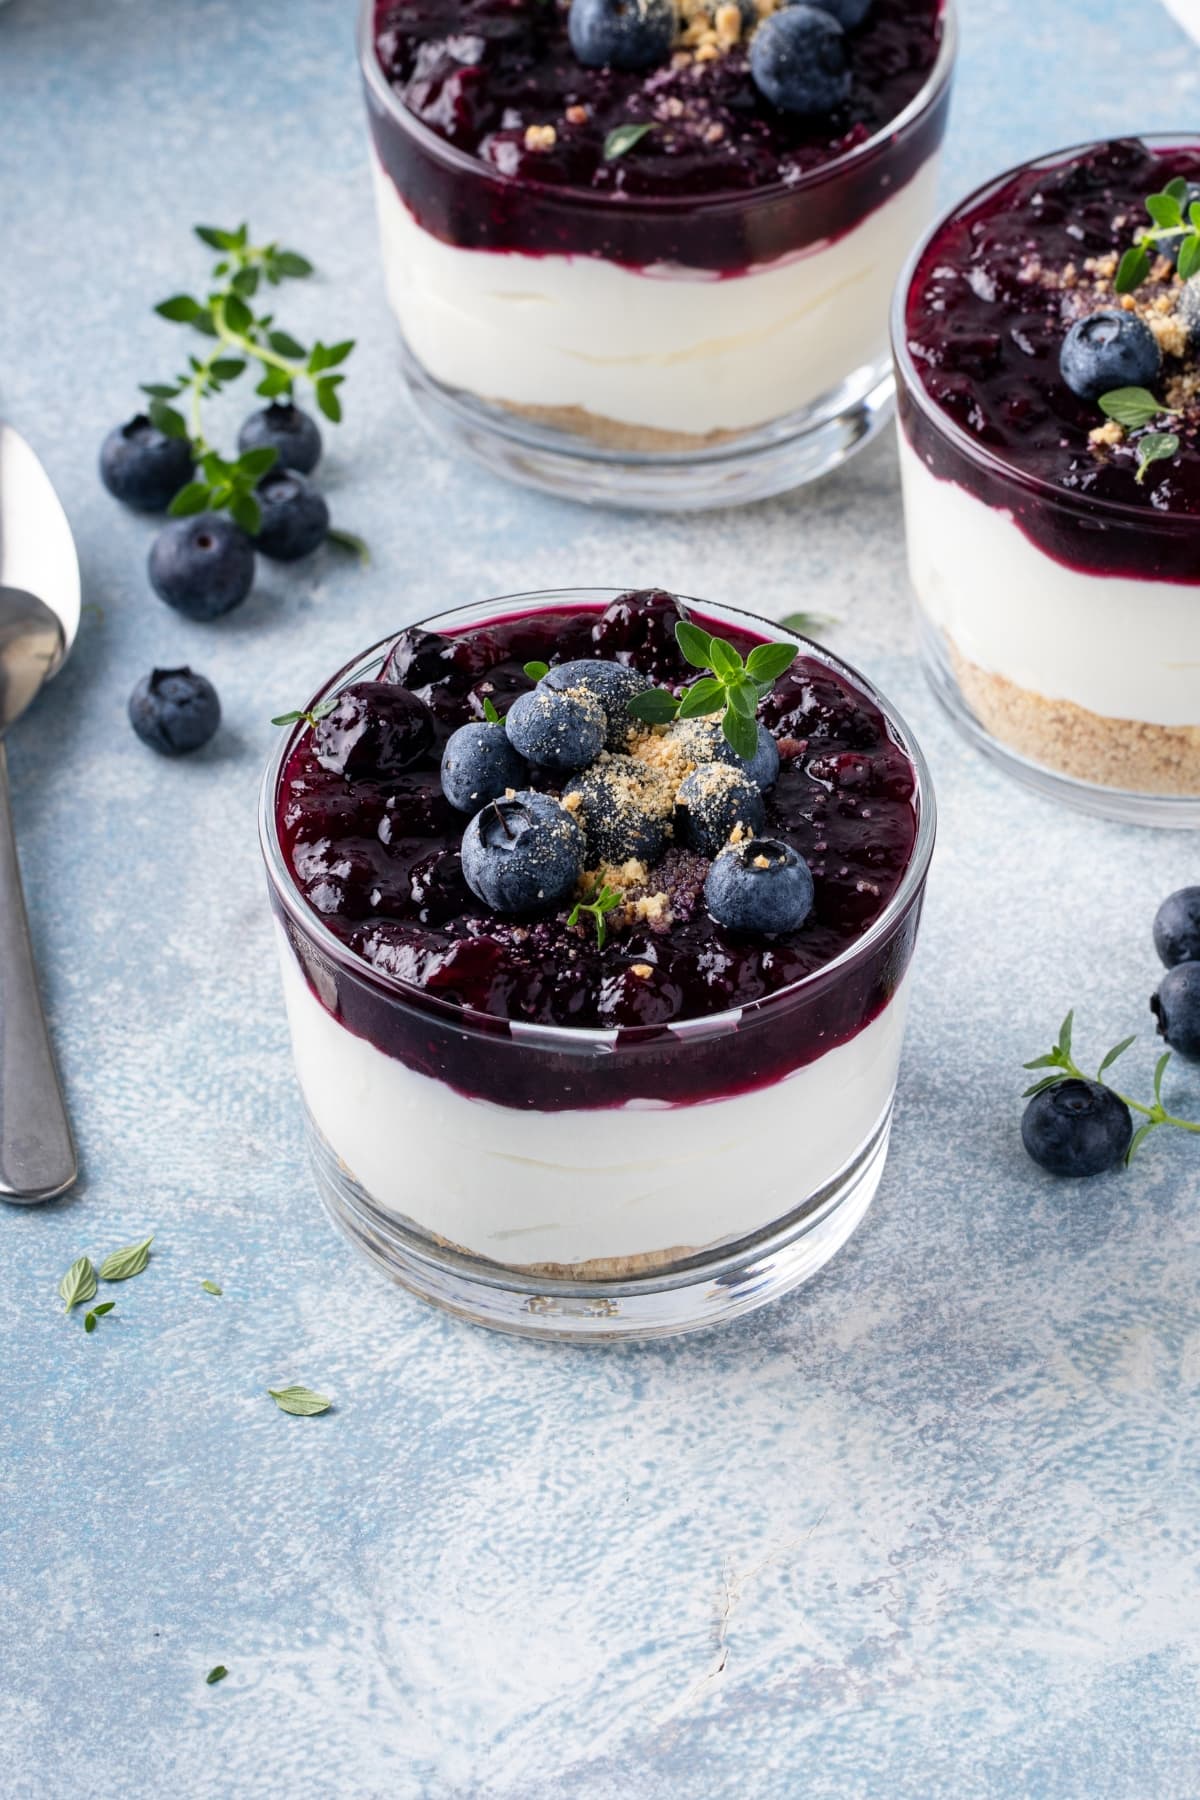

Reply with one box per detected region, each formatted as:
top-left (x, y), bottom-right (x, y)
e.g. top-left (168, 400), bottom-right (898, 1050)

top-left (262, 587), bottom-right (934, 1331)
top-left (360, 0), bottom-right (954, 501)
top-left (895, 136), bottom-right (1200, 822)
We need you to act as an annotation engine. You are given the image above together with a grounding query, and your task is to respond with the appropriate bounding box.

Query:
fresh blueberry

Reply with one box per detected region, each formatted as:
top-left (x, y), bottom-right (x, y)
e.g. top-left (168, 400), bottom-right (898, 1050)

top-left (678, 764), bottom-right (766, 857)
top-left (800, 0), bottom-right (871, 24)
top-left (148, 513), bottom-right (255, 620)
top-left (237, 402), bottom-right (322, 475)
top-left (740, 720), bottom-right (781, 790)
top-left (461, 791), bottom-right (585, 914)
top-left (1059, 309), bottom-right (1161, 403)
top-left (704, 837), bottom-right (815, 933)
top-left (1021, 1079), bottom-right (1133, 1177)
top-left (1151, 961), bottom-right (1200, 1061)
top-left (313, 681), bottom-right (435, 779)
top-left (568, 0), bottom-right (675, 70)
top-left (1153, 886), bottom-right (1200, 968)
top-left (440, 721), bottom-right (527, 812)
top-left (541, 659), bottom-right (651, 751)
top-left (562, 756), bottom-right (674, 864)
top-left (100, 415), bottom-right (195, 513)
top-left (750, 6), bottom-right (850, 117)
top-left (504, 686), bottom-right (606, 773)
top-left (254, 468), bottom-right (330, 562)
top-left (127, 667), bottom-right (220, 756)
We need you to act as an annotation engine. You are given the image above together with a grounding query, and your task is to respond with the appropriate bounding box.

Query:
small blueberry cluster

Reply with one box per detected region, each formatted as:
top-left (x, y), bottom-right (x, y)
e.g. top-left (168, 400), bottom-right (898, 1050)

top-left (441, 659), bottom-right (814, 936)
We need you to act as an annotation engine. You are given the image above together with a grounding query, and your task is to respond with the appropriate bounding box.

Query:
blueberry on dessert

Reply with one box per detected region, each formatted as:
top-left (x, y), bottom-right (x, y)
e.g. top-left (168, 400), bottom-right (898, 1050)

top-left (254, 469), bottom-right (330, 562)
top-left (704, 837), bottom-right (814, 932)
top-left (100, 415), bottom-right (195, 512)
top-left (898, 137), bottom-right (1200, 811)
top-left (148, 513), bottom-right (255, 619)
top-left (1020, 1080), bottom-right (1133, 1178)
top-left (1151, 962), bottom-right (1200, 1061)
top-left (365, 0), bottom-right (951, 476)
top-left (441, 720), bottom-right (527, 811)
top-left (1153, 886), bottom-right (1200, 968)
top-left (750, 6), bottom-right (851, 118)
top-left (677, 764), bottom-right (766, 856)
top-left (504, 686), bottom-right (606, 772)
top-left (128, 667), bottom-right (220, 756)
top-left (238, 403), bottom-right (322, 475)
top-left (268, 587), bottom-right (930, 1295)
top-left (540, 660), bottom-right (651, 751)
top-left (461, 792), bottom-right (585, 912)
top-left (1058, 310), bottom-right (1161, 403)
top-left (313, 682), bottom-right (434, 778)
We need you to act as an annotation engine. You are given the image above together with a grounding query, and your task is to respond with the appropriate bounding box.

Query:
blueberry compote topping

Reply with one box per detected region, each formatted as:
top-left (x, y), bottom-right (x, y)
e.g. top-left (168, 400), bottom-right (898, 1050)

top-left (901, 138), bottom-right (1200, 580)
top-left (278, 589), bottom-right (917, 1052)
top-left (367, 0), bottom-right (947, 270)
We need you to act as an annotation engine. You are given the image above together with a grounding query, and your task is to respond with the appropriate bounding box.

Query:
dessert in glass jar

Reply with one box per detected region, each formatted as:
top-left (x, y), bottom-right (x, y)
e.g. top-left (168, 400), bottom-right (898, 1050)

top-left (260, 587), bottom-right (934, 1339)
top-left (894, 135), bottom-right (1200, 827)
top-left (360, 0), bottom-right (955, 508)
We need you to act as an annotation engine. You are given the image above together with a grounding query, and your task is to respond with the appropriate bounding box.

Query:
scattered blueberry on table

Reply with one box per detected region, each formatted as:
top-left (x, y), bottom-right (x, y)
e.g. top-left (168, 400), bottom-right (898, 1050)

top-left (128, 667), bottom-right (221, 757)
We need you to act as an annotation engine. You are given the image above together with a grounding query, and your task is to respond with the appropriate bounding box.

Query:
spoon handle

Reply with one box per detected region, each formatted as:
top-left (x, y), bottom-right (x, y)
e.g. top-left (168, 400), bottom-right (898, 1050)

top-left (0, 743), bottom-right (75, 1202)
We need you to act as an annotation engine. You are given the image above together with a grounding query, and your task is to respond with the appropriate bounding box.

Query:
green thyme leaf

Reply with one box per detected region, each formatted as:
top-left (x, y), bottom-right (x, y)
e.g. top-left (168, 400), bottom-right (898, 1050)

top-left (627, 688), bottom-right (680, 725)
top-left (222, 293), bottom-right (254, 336)
top-left (229, 492), bottom-right (262, 536)
top-left (523, 660), bottom-right (550, 681)
top-left (206, 1665), bottom-right (229, 1685)
top-left (481, 697), bottom-right (502, 724)
top-left (722, 705), bottom-right (759, 762)
top-left (1146, 191), bottom-right (1183, 229)
top-left (315, 376), bottom-right (344, 423)
top-left (148, 398), bottom-right (188, 440)
top-left (168, 482), bottom-right (211, 518)
top-left (272, 250), bottom-right (314, 278)
top-left (1164, 176), bottom-right (1190, 204)
top-left (200, 1280), bottom-right (222, 1296)
top-left (1114, 244), bottom-right (1151, 295)
top-left (745, 641), bottom-right (799, 684)
top-left (603, 122), bottom-right (653, 161)
top-left (268, 329), bottom-right (306, 359)
top-left (1135, 431), bottom-right (1180, 484)
top-left (156, 294), bottom-right (204, 324)
top-left (778, 610), bottom-right (838, 637)
top-left (140, 382), bottom-right (182, 400)
top-left (59, 1256), bottom-right (97, 1313)
top-left (724, 679), bottom-right (756, 718)
top-left (84, 1301), bottom-right (116, 1333)
top-left (567, 885), bottom-right (623, 949)
top-left (707, 636), bottom-right (743, 683)
top-left (1126, 1121), bottom-right (1157, 1165)
top-left (1097, 1036), bottom-right (1137, 1079)
top-left (326, 528), bottom-right (370, 564)
top-left (1179, 235), bottom-right (1200, 281)
top-left (1097, 388), bottom-right (1165, 430)
top-left (675, 620), bottom-right (715, 669)
top-left (98, 1236), bottom-right (154, 1282)
top-left (675, 676), bottom-right (726, 719)
top-left (268, 1386), bottom-right (332, 1416)
top-left (271, 711), bottom-right (305, 726)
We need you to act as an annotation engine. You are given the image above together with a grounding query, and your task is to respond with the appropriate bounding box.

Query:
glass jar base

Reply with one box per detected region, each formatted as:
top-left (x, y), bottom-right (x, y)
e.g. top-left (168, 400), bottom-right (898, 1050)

top-left (306, 1104), bottom-right (894, 1342)
top-left (397, 340), bottom-right (896, 513)
top-left (918, 613), bottom-right (1200, 830)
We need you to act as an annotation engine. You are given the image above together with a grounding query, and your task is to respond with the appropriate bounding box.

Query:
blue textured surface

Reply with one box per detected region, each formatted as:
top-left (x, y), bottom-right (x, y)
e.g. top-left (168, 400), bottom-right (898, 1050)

top-left (4, 2), bottom-right (1200, 1794)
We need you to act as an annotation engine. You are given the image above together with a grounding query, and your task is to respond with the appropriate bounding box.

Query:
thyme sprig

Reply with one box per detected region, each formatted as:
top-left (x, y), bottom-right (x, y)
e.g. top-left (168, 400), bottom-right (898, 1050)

top-left (1115, 178), bottom-right (1200, 293)
top-left (1022, 1010), bottom-right (1200, 1164)
top-left (626, 620), bottom-right (797, 762)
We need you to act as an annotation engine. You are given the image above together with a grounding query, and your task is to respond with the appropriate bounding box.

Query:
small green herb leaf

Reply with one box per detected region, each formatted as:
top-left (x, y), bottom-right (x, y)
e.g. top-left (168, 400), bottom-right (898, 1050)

top-left (1135, 431), bottom-right (1179, 484)
top-left (84, 1301), bottom-right (116, 1333)
top-left (156, 294), bottom-right (204, 324)
top-left (200, 1280), bottom-right (222, 1296)
top-left (603, 122), bottom-right (653, 161)
top-left (268, 1386), bottom-right (332, 1416)
top-left (1114, 244), bottom-right (1151, 294)
top-left (745, 642), bottom-right (799, 684)
top-left (1146, 191), bottom-right (1183, 229)
top-left (778, 610), bottom-right (838, 637)
top-left (627, 688), bottom-right (681, 725)
top-left (481, 697), bottom-right (502, 725)
top-left (523, 660), bottom-right (550, 681)
top-left (206, 1665), bottom-right (229, 1685)
top-left (272, 250), bottom-right (314, 278)
top-left (675, 620), bottom-right (715, 669)
top-left (168, 482), bottom-right (211, 518)
top-left (567, 885), bottom-right (623, 949)
top-left (271, 698), bottom-right (336, 729)
top-left (229, 492), bottom-right (262, 536)
top-left (326, 528), bottom-right (370, 564)
top-left (707, 636), bottom-right (743, 683)
top-left (722, 705), bottom-right (759, 762)
top-left (59, 1256), bottom-right (97, 1314)
top-left (674, 676), bottom-right (726, 719)
top-left (1097, 387), bottom-right (1165, 430)
top-left (1179, 235), bottom-right (1200, 281)
top-left (148, 398), bottom-right (188, 440)
top-left (1097, 1036), bottom-right (1137, 1079)
top-left (98, 1236), bottom-right (154, 1282)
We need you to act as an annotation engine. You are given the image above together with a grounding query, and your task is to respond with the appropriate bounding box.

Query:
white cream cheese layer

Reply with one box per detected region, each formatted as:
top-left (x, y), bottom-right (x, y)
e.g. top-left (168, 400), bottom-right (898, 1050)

top-left (279, 939), bottom-right (909, 1270)
top-left (371, 151), bottom-right (941, 437)
top-left (899, 435), bottom-right (1200, 727)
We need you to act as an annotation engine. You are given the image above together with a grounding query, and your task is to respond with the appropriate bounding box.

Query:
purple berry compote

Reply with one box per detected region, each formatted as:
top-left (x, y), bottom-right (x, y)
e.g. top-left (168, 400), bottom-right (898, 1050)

top-left (359, 0), bottom-right (955, 503)
top-left (894, 136), bottom-right (1200, 821)
top-left (261, 587), bottom-right (934, 1311)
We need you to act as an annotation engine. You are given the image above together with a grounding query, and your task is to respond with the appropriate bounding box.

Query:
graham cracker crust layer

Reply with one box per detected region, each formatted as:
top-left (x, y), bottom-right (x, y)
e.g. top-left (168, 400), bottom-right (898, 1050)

top-left (949, 643), bottom-right (1200, 797)
top-left (431, 1226), bottom-right (701, 1281)
top-left (494, 396), bottom-right (746, 454)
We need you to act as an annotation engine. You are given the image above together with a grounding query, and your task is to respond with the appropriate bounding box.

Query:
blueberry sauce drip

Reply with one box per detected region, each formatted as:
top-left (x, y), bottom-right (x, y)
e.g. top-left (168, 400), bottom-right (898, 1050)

top-left (901, 137), bottom-right (1200, 581)
top-left (273, 592), bottom-right (923, 1117)
top-left (365, 0), bottom-right (949, 270)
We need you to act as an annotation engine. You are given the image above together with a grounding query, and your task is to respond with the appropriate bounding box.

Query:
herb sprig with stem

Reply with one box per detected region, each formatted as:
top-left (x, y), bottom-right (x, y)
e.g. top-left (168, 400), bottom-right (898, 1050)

top-left (627, 620), bottom-right (798, 761)
top-left (1096, 388), bottom-right (1181, 483)
top-left (567, 885), bottom-right (623, 949)
top-left (1115, 178), bottom-right (1200, 293)
top-left (1022, 1010), bottom-right (1200, 1164)
top-left (271, 699), bottom-right (337, 729)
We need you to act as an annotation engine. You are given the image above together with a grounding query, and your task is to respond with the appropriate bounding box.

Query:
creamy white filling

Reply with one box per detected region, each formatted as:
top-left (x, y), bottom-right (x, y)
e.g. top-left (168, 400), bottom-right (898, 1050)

top-left (898, 436), bottom-right (1200, 728)
top-left (278, 939), bottom-right (909, 1269)
top-left (370, 151), bottom-right (941, 437)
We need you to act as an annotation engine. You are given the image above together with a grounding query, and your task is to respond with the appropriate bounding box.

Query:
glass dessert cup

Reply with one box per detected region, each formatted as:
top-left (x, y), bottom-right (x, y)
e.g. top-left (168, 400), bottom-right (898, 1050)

top-left (892, 137), bottom-right (1200, 830)
top-left (358, 0), bottom-right (956, 513)
top-left (259, 589), bottom-right (935, 1341)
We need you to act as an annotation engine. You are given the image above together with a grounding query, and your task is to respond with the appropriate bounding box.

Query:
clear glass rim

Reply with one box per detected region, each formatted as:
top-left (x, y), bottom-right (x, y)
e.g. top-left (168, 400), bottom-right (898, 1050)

top-left (890, 131), bottom-right (1200, 527)
top-left (357, 0), bottom-right (956, 220)
top-left (259, 588), bottom-right (936, 1048)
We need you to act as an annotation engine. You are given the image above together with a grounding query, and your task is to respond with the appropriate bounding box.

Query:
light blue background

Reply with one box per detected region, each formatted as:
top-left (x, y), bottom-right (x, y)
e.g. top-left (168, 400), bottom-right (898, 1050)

top-left (3, 2), bottom-right (1200, 1794)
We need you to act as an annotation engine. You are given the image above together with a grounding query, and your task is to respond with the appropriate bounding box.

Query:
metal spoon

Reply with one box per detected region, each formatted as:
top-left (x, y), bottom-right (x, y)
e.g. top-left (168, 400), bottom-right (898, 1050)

top-left (0, 424), bottom-right (80, 1202)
